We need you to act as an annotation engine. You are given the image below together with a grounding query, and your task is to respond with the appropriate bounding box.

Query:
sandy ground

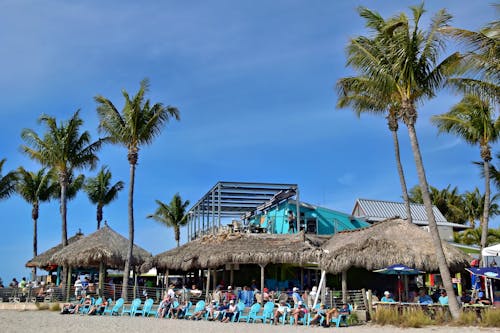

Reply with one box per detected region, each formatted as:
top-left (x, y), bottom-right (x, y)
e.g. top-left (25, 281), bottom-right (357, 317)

top-left (1, 310), bottom-right (499, 333)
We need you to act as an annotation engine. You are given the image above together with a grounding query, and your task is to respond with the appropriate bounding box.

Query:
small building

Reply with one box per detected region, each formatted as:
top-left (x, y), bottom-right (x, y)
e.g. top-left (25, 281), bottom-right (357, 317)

top-left (351, 198), bottom-right (469, 242)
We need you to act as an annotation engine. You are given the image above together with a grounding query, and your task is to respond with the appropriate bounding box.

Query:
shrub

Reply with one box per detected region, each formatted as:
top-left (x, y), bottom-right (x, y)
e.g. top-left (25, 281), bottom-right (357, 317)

top-left (400, 308), bottom-right (433, 328)
top-left (35, 302), bottom-right (49, 310)
top-left (373, 306), bottom-right (399, 326)
top-left (433, 307), bottom-right (451, 324)
top-left (455, 311), bottom-right (477, 326)
top-left (49, 303), bottom-right (61, 311)
top-left (481, 308), bottom-right (500, 327)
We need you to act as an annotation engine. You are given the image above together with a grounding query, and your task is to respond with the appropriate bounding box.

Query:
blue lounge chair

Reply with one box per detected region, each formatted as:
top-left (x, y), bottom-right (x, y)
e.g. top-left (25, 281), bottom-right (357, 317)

top-left (241, 303), bottom-right (261, 323)
top-left (136, 298), bottom-right (154, 317)
top-left (184, 300), bottom-right (205, 319)
top-left (251, 301), bottom-right (275, 323)
top-left (121, 298), bottom-right (142, 316)
top-left (98, 298), bottom-right (113, 315)
top-left (103, 298), bottom-right (124, 316)
top-left (166, 300), bottom-right (179, 318)
top-left (232, 302), bottom-right (246, 322)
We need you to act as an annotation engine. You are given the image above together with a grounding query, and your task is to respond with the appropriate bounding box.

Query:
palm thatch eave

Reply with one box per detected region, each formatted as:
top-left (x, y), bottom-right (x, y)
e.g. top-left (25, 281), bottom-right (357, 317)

top-left (144, 231), bottom-right (325, 273)
top-left (50, 225), bottom-right (151, 269)
top-left (25, 232), bottom-right (84, 269)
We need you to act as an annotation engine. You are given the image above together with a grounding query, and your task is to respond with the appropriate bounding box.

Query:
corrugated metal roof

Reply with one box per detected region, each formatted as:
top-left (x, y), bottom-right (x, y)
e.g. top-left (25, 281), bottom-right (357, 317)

top-left (355, 198), bottom-right (448, 224)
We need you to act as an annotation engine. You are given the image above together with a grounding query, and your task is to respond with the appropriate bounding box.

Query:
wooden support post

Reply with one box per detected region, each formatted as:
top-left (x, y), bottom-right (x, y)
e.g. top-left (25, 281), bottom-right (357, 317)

top-left (259, 264), bottom-right (266, 292)
top-left (300, 268), bottom-right (304, 290)
top-left (230, 267), bottom-right (234, 287)
top-left (367, 289), bottom-right (374, 320)
top-left (206, 268), bottom-right (211, 301)
top-left (98, 261), bottom-right (105, 297)
top-left (212, 269), bottom-right (217, 290)
top-left (65, 266), bottom-right (72, 302)
top-left (341, 270), bottom-right (347, 304)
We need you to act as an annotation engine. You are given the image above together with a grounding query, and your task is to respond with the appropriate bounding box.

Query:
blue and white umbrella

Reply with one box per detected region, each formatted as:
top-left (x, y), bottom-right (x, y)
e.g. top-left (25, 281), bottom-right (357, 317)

top-left (466, 267), bottom-right (500, 280)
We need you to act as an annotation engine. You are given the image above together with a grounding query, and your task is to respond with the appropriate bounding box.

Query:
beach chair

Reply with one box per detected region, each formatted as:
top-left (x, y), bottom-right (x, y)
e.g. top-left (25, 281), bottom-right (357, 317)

top-left (232, 301), bottom-right (246, 322)
top-left (166, 300), bottom-right (179, 318)
top-left (103, 298), bottom-right (124, 316)
top-left (121, 298), bottom-right (142, 316)
top-left (98, 298), bottom-right (113, 315)
top-left (135, 298), bottom-right (154, 317)
top-left (243, 303), bottom-right (262, 323)
top-left (184, 300), bottom-right (205, 319)
top-left (251, 301), bottom-right (275, 324)
top-left (79, 297), bottom-right (97, 314)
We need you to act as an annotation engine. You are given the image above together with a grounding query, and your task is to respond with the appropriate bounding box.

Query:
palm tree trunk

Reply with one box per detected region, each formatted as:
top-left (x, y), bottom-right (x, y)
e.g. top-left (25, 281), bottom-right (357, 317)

top-left (122, 161), bottom-right (136, 301)
top-left (60, 175), bottom-right (68, 246)
top-left (391, 129), bottom-right (413, 224)
top-left (480, 158), bottom-right (491, 258)
top-left (406, 124), bottom-right (461, 319)
top-left (32, 203), bottom-right (39, 281)
top-left (97, 204), bottom-right (103, 230)
top-left (175, 226), bottom-right (180, 247)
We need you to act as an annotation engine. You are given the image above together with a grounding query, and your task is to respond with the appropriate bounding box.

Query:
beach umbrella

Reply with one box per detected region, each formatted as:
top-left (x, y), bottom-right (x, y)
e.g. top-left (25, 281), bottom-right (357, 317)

top-left (465, 267), bottom-right (500, 280)
top-left (374, 264), bottom-right (424, 301)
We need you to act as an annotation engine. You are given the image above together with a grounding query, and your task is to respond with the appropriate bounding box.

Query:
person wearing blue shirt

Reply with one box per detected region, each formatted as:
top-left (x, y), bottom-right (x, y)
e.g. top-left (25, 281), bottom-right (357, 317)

top-left (417, 288), bottom-right (433, 304)
top-left (438, 290), bottom-right (448, 305)
top-left (292, 287), bottom-right (303, 305)
top-left (381, 291), bottom-right (395, 302)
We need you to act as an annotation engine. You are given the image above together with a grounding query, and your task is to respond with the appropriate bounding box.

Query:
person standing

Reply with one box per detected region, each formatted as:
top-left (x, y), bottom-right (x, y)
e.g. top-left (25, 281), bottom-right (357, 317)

top-left (287, 210), bottom-right (296, 233)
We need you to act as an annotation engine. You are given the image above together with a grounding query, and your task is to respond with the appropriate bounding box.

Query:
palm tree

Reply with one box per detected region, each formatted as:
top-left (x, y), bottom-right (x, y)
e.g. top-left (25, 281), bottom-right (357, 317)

top-left (95, 78), bottom-right (179, 299)
top-left (463, 188), bottom-right (484, 228)
top-left (84, 166), bottom-right (124, 230)
top-left (0, 158), bottom-right (17, 200)
top-left (454, 227), bottom-right (500, 247)
top-left (21, 111), bottom-right (103, 246)
top-left (16, 167), bottom-right (57, 280)
top-left (147, 193), bottom-right (190, 247)
top-left (337, 72), bottom-right (413, 224)
top-left (347, 4), bottom-right (462, 318)
top-left (432, 94), bottom-right (500, 252)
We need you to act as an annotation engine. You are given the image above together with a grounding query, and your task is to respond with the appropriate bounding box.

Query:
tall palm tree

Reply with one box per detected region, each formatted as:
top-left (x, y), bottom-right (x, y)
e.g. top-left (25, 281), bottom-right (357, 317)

top-left (147, 193), bottom-right (190, 247)
top-left (337, 72), bottom-right (413, 224)
top-left (95, 78), bottom-right (179, 299)
top-left (432, 94), bottom-right (500, 252)
top-left (463, 188), bottom-right (484, 228)
top-left (408, 185), bottom-right (466, 224)
top-left (347, 4), bottom-right (462, 318)
top-left (0, 158), bottom-right (17, 200)
top-left (21, 111), bottom-right (103, 246)
top-left (84, 166), bottom-right (124, 230)
top-left (16, 167), bottom-right (57, 280)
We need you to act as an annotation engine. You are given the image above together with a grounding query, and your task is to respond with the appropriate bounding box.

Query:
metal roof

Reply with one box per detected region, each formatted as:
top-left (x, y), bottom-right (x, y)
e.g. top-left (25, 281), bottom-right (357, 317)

top-left (186, 181), bottom-right (299, 239)
top-left (354, 198), bottom-right (448, 224)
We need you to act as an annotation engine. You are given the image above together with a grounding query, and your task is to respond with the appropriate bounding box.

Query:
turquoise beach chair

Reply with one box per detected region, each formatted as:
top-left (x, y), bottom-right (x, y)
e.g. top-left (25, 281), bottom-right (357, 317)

top-left (184, 300), bottom-right (205, 319)
top-left (232, 302), bottom-right (246, 322)
top-left (251, 301), bottom-right (275, 323)
top-left (136, 298), bottom-right (154, 317)
top-left (121, 298), bottom-right (142, 316)
top-left (243, 303), bottom-right (261, 323)
top-left (103, 298), bottom-right (124, 316)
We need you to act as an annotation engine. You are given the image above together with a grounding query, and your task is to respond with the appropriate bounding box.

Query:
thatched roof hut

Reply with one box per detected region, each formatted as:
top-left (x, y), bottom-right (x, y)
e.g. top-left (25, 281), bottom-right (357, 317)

top-left (146, 231), bottom-right (325, 272)
top-left (51, 225), bottom-right (151, 269)
top-left (26, 232), bottom-right (85, 270)
top-left (320, 218), bottom-right (471, 274)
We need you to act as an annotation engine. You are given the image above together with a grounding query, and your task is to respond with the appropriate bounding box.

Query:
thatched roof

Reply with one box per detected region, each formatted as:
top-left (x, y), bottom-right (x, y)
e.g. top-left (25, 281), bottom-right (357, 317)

top-left (145, 231), bottom-right (325, 272)
top-left (26, 232), bottom-right (85, 269)
top-left (320, 218), bottom-right (471, 274)
top-left (51, 225), bottom-right (151, 269)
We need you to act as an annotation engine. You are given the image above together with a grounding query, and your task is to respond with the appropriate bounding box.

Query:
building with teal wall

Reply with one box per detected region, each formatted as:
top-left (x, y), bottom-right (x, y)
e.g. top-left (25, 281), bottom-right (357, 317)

top-left (248, 199), bottom-right (369, 235)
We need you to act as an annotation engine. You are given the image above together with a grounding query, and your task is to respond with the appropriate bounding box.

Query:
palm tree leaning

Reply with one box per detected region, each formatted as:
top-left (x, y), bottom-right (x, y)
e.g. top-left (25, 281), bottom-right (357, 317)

top-left (84, 166), bottom-right (124, 230)
top-left (95, 78), bottom-right (179, 300)
top-left (16, 167), bottom-right (57, 280)
top-left (147, 193), bottom-right (190, 247)
top-left (21, 111), bottom-right (103, 246)
top-left (0, 158), bottom-right (17, 200)
top-left (432, 94), bottom-right (500, 252)
top-left (337, 71), bottom-right (413, 224)
top-left (346, 4), bottom-right (462, 318)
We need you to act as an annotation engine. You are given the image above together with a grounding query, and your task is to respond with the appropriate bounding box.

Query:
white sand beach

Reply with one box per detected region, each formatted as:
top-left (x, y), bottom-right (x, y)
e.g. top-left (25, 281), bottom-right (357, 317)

top-left (1, 310), bottom-right (498, 333)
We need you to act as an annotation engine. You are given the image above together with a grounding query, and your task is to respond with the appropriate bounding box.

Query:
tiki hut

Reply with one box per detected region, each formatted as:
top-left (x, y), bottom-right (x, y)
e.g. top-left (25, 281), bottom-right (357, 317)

top-left (51, 225), bottom-right (152, 294)
top-left (320, 218), bottom-right (471, 302)
top-left (26, 231), bottom-right (84, 271)
top-left (320, 218), bottom-right (471, 274)
top-left (146, 231), bottom-right (325, 292)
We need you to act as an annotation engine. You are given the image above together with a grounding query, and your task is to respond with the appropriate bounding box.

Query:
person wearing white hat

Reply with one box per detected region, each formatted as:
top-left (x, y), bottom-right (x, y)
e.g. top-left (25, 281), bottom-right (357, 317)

top-left (291, 300), bottom-right (307, 325)
top-left (292, 287), bottom-right (303, 306)
top-left (381, 291), bottom-right (395, 303)
top-left (221, 299), bottom-right (238, 323)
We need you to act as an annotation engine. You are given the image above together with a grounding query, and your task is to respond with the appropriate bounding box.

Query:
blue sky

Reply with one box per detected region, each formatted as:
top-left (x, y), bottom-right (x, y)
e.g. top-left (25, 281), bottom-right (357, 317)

top-left (0, 0), bottom-right (498, 281)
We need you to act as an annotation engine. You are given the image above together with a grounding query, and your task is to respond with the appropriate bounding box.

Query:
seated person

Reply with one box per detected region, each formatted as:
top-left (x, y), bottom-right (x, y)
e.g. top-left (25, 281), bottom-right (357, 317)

top-left (213, 300), bottom-right (229, 321)
top-left (459, 291), bottom-right (472, 304)
top-left (87, 298), bottom-right (108, 315)
top-left (157, 294), bottom-right (172, 318)
top-left (325, 303), bottom-right (350, 327)
top-left (438, 290), bottom-right (448, 305)
top-left (190, 301), bottom-right (208, 320)
top-left (190, 284), bottom-right (202, 298)
top-left (221, 300), bottom-right (238, 323)
top-left (60, 296), bottom-right (83, 314)
top-left (290, 301), bottom-right (308, 325)
top-left (309, 303), bottom-right (326, 326)
top-left (273, 300), bottom-right (290, 325)
top-left (73, 295), bottom-right (92, 314)
top-left (171, 299), bottom-right (190, 319)
top-left (205, 300), bottom-right (218, 320)
top-left (381, 291), bottom-right (395, 303)
top-left (417, 288), bottom-right (433, 305)
top-left (474, 291), bottom-right (491, 305)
